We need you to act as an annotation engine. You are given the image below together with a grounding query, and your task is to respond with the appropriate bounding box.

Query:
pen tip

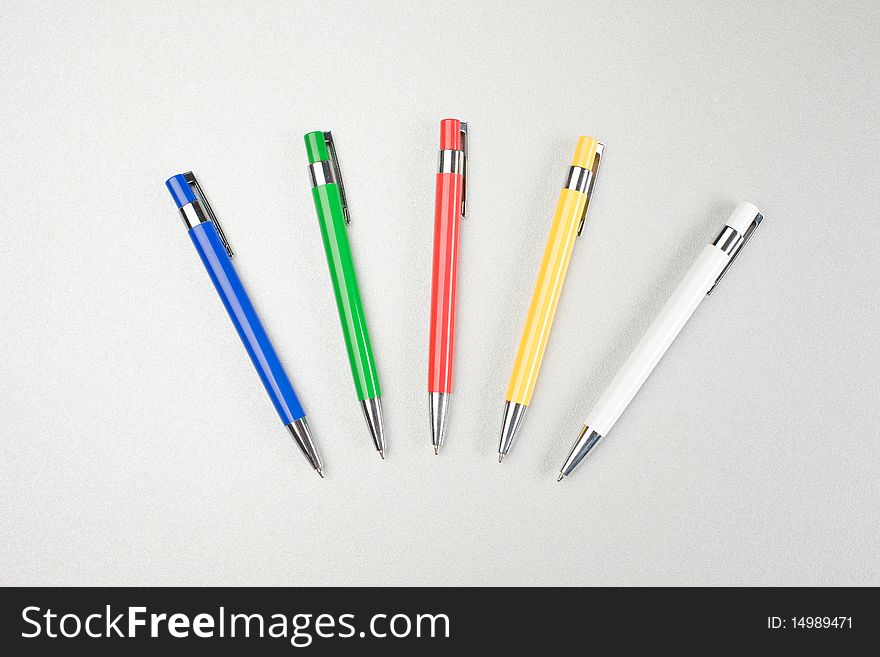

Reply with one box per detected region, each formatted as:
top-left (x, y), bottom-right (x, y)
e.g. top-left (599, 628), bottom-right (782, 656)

top-left (498, 453), bottom-right (504, 463)
top-left (378, 449), bottom-right (385, 460)
top-left (433, 445), bottom-right (439, 455)
top-left (557, 473), bottom-right (564, 483)
top-left (317, 467), bottom-right (324, 479)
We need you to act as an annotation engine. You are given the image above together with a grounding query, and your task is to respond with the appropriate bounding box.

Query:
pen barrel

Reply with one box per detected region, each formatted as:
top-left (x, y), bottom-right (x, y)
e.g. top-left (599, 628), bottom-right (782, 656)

top-left (188, 221), bottom-right (305, 424)
top-left (505, 188), bottom-right (587, 405)
top-left (585, 244), bottom-right (729, 434)
top-left (311, 184), bottom-right (381, 401)
top-left (428, 171), bottom-right (464, 393)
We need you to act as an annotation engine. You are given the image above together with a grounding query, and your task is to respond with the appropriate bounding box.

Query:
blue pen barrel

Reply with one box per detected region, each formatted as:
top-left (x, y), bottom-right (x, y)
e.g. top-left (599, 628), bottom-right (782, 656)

top-left (188, 221), bottom-right (305, 424)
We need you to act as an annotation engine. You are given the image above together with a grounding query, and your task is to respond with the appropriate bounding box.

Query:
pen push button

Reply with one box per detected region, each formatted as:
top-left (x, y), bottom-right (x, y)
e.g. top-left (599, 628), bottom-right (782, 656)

top-left (168, 171), bottom-right (234, 258)
top-left (568, 138), bottom-right (604, 236)
top-left (707, 203), bottom-right (763, 295)
top-left (437, 119), bottom-right (467, 218)
top-left (305, 131), bottom-right (351, 225)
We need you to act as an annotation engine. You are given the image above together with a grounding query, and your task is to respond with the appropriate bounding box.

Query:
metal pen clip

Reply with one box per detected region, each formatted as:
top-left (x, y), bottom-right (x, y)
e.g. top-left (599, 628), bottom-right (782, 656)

top-left (577, 142), bottom-right (604, 236)
top-left (707, 210), bottom-right (763, 295)
top-left (324, 131), bottom-right (351, 225)
top-left (183, 171), bottom-right (234, 258)
top-left (460, 122), bottom-right (468, 218)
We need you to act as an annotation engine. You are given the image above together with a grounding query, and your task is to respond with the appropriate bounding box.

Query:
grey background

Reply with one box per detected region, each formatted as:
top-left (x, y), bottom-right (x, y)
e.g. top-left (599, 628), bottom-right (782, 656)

top-left (1, 1), bottom-right (878, 586)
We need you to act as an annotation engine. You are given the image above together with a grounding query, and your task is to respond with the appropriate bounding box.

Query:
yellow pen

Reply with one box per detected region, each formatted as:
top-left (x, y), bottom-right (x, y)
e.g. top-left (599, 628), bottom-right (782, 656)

top-left (498, 136), bottom-right (604, 461)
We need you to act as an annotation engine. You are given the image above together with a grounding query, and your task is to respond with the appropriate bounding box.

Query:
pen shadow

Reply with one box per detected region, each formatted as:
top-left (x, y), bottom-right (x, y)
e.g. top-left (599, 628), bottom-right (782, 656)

top-left (539, 199), bottom-right (736, 472)
top-left (468, 136), bottom-right (573, 457)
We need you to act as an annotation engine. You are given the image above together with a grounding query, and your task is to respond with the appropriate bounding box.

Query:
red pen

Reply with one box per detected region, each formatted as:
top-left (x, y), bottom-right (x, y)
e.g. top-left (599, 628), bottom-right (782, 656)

top-left (429, 118), bottom-right (468, 454)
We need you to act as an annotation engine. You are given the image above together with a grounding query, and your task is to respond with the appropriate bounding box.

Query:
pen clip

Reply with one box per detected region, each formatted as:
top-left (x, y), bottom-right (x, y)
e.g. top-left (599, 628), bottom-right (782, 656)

top-left (707, 210), bottom-right (763, 295)
top-left (184, 171), bottom-right (234, 257)
top-left (577, 142), bottom-right (604, 236)
top-left (324, 131), bottom-right (351, 225)
top-left (460, 122), bottom-right (468, 218)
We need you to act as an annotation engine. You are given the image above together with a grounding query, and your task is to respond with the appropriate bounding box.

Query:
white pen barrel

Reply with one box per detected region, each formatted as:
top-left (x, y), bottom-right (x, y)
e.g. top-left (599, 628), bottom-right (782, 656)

top-left (585, 244), bottom-right (730, 434)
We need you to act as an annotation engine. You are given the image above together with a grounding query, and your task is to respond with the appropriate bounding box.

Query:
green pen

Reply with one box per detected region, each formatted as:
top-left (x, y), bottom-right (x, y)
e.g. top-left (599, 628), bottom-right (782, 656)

top-left (304, 131), bottom-right (385, 458)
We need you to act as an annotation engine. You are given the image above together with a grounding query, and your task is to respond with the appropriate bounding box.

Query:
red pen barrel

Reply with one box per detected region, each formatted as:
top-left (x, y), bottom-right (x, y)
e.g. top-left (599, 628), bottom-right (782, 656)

top-left (429, 119), bottom-right (464, 394)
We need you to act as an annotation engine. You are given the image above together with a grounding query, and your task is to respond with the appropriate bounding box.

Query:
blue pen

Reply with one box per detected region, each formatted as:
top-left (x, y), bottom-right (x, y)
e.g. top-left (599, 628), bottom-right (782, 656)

top-left (165, 172), bottom-right (324, 477)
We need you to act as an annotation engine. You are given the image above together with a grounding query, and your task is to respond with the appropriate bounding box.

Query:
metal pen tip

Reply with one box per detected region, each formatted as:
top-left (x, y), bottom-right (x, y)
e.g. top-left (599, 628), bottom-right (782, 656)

top-left (498, 453), bottom-right (504, 463)
top-left (429, 392), bottom-right (449, 454)
top-left (361, 397), bottom-right (386, 455)
top-left (317, 467), bottom-right (325, 479)
top-left (433, 445), bottom-right (439, 455)
top-left (556, 472), bottom-right (565, 482)
top-left (498, 401), bottom-right (526, 460)
top-left (378, 449), bottom-right (385, 460)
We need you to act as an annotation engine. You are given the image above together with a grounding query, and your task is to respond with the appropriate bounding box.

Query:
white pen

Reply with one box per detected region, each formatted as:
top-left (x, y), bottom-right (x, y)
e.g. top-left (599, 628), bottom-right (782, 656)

top-left (557, 202), bottom-right (764, 481)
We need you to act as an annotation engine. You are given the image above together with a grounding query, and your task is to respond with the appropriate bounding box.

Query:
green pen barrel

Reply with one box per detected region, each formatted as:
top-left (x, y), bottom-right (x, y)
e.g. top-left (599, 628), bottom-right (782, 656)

top-left (305, 132), bottom-right (381, 402)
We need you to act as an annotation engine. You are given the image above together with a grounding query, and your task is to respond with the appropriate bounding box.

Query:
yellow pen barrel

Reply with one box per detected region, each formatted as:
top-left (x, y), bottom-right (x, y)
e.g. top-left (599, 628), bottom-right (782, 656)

top-left (505, 187), bottom-right (588, 405)
top-left (504, 136), bottom-right (602, 408)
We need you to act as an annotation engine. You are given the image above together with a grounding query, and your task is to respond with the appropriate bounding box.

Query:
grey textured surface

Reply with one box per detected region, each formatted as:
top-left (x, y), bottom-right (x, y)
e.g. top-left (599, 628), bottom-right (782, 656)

top-left (1, 1), bottom-right (878, 586)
